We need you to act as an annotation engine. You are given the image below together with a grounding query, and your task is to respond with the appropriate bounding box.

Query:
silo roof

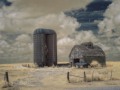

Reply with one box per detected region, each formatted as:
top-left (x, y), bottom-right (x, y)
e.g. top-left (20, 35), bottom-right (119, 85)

top-left (34, 28), bottom-right (56, 35)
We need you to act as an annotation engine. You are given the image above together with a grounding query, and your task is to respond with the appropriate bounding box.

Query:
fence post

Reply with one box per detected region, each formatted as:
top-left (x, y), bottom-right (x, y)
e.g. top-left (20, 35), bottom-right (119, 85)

top-left (92, 71), bottom-right (94, 81)
top-left (67, 72), bottom-right (70, 83)
top-left (110, 70), bottom-right (112, 80)
top-left (4, 72), bottom-right (9, 83)
top-left (84, 71), bottom-right (86, 82)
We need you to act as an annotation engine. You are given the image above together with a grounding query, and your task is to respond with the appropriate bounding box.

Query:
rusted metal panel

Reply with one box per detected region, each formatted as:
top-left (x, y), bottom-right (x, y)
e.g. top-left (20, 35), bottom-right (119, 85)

top-left (46, 34), bottom-right (57, 66)
top-left (34, 34), bottom-right (46, 66)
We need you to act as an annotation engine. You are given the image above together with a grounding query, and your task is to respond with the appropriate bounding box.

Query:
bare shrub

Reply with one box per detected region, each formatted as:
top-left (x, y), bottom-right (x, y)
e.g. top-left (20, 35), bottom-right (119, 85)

top-left (90, 61), bottom-right (99, 68)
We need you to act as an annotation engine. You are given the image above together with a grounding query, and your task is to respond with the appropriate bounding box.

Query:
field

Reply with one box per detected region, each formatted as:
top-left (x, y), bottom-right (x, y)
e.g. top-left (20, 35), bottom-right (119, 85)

top-left (0, 61), bottom-right (120, 90)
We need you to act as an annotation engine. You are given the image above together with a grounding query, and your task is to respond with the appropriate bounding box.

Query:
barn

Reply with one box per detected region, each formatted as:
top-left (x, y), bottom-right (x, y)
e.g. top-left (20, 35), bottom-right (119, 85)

top-left (69, 42), bottom-right (106, 67)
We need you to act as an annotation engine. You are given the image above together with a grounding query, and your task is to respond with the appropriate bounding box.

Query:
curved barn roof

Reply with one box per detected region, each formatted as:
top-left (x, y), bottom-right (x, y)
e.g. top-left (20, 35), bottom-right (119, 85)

top-left (34, 28), bottom-right (56, 35)
top-left (69, 42), bottom-right (105, 59)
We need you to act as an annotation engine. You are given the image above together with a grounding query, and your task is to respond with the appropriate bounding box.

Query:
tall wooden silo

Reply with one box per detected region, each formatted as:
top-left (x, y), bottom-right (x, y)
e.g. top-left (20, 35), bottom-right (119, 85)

top-left (33, 28), bottom-right (57, 67)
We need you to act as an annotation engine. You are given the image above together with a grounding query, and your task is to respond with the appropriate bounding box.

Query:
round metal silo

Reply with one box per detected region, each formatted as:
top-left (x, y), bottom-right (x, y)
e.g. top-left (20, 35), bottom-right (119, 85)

top-left (33, 28), bottom-right (57, 67)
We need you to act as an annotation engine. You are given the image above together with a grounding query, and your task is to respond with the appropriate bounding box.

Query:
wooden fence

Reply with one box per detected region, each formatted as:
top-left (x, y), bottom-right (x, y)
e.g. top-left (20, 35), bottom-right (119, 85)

top-left (67, 70), bottom-right (113, 83)
top-left (67, 71), bottom-right (87, 83)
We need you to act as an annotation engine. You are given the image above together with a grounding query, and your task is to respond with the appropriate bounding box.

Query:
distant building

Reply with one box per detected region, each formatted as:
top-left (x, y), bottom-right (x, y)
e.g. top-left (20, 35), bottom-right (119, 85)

top-left (33, 28), bottom-right (57, 67)
top-left (69, 42), bottom-right (106, 67)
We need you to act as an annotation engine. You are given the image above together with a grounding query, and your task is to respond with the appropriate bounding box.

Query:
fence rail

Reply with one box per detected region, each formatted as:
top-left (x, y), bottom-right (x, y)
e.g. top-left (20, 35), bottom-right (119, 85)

top-left (67, 71), bottom-right (86, 83)
top-left (67, 70), bottom-right (113, 83)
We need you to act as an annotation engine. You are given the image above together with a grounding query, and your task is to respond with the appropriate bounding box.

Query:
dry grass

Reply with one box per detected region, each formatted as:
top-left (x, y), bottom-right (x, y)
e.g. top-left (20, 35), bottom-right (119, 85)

top-left (69, 61), bottom-right (120, 83)
top-left (0, 63), bottom-right (33, 89)
top-left (0, 61), bottom-right (120, 90)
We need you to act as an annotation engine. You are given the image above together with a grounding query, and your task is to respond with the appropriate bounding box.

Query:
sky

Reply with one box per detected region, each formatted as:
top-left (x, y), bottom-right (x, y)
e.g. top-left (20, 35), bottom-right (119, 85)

top-left (0, 0), bottom-right (120, 63)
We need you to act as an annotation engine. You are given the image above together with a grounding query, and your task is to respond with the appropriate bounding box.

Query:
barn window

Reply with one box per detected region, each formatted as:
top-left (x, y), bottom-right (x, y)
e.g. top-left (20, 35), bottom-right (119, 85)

top-left (87, 43), bottom-right (93, 49)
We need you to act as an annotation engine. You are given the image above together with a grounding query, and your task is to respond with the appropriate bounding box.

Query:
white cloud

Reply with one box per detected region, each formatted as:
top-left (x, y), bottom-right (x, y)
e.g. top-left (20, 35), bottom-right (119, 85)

top-left (0, 40), bottom-right (10, 48)
top-left (98, 0), bottom-right (120, 60)
top-left (99, 0), bottom-right (120, 36)
top-left (75, 31), bottom-right (98, 44)
top-left (114, 37), bottom-right (120, 45)
top-left (35, 13), bottom-right (80, 39)
top-left (96, 42), bottom-right (111, 52)
top-left (15, 34), bottom-right (31, 43)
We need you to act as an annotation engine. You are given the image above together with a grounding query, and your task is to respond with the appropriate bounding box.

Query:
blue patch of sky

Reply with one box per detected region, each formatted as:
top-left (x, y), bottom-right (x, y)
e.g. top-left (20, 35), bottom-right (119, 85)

top-left (65, 0), bottom-right (112, 34)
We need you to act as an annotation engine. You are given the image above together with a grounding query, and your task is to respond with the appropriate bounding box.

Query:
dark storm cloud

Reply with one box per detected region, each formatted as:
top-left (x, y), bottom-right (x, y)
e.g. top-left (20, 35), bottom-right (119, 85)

top-left (0, 0), bottom-right (12, 8)
top-left (65, 0), bottom-right (112, 33)
top-left (86, 0), bottom-right (112, 11)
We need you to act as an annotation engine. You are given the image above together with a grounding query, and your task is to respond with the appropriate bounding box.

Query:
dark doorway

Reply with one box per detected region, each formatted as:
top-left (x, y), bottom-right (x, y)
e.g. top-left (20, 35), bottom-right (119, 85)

top-left (74, 58), bottom-right (80, 63)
